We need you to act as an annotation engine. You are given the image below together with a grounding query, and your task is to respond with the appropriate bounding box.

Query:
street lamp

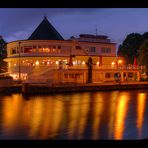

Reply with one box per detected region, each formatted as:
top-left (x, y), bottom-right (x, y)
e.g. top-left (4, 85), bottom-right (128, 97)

top-left (18, 42), bottom-right (21, 81)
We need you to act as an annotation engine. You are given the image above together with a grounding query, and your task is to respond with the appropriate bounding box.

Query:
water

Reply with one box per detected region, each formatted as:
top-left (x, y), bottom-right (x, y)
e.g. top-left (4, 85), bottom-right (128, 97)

top-left (0, 90), bottom-right (148, 140)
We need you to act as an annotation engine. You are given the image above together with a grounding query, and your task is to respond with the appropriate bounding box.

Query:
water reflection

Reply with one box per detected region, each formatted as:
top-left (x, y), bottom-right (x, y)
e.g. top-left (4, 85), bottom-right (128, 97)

top-left (114, 92), bottom-right (130, 140)
top-left (91, 93), bottom-right (104, 139)
top-left (137, 93), bottom-right (146, 138)
top-left (0, 90), bottom-right (148, 139)
top-left (108, 91), bottom-right (118, 139)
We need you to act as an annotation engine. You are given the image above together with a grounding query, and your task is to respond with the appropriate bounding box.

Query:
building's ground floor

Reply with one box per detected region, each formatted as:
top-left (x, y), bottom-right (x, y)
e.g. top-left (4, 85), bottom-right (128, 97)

top-left (8, 66), bottom-right (141, 84)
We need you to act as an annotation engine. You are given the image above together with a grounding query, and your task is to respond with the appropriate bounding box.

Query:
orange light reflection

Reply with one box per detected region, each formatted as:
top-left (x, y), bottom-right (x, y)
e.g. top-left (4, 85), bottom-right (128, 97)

top-left (114, 92), bottom-right (129, 140)
top-left (136, 93), bottom-right (146, 138)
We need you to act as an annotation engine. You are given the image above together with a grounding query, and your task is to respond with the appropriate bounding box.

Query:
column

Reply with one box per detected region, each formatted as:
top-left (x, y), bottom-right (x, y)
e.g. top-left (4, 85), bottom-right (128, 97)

top-left (137, 71), bottom-right (140, 81)
top-left (121, 72), bottom-right (124, 82)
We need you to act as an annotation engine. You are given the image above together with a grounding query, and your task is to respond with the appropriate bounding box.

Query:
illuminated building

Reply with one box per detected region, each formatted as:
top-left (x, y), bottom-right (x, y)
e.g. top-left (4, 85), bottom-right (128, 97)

top-left (4, 16), bottom-right (141, 83)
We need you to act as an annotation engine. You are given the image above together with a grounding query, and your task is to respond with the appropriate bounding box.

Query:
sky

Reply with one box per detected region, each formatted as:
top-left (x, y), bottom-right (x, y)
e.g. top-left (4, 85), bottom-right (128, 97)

top-left (1, 8), bottom-right (148, 48)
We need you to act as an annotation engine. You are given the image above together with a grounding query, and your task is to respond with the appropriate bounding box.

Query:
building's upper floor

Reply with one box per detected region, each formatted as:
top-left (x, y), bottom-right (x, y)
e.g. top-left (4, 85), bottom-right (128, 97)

top-left (7, 39), bottom-right (116, 58)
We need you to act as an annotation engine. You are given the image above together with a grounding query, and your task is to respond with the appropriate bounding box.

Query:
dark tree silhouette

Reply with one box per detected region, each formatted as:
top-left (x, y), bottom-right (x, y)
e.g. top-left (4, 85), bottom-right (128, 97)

top-left (117, 33), bottom-right (143, 65)
top-left (138, 39), bottom-right (148, 72)
top-left (0, 36), bottom-right (7, 73)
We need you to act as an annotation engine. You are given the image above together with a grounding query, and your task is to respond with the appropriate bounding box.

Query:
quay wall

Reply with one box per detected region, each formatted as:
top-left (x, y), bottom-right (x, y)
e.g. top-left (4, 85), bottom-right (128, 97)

top-left (22, 83), bottom-right (148, 95)
top-left (1, 82), bottom-right (148, 95)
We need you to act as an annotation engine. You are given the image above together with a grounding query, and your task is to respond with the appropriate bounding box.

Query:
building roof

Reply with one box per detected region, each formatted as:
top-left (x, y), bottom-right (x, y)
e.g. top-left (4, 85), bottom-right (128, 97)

top-left (28, 16), bottom-right (64, 40)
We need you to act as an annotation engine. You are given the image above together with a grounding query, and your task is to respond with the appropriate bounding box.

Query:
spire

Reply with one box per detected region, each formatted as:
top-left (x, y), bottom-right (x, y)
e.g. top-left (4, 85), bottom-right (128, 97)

top-left (95, 25), bottom-right (98, 36)
top-left (44, 14), bottom-right (47, 19)
top-left (28, 17), bottom-right (64, 40)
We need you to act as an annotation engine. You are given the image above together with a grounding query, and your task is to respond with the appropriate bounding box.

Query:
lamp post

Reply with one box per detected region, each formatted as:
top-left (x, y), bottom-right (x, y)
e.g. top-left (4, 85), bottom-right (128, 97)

top-left (18, 42), bottom-right (21, 81)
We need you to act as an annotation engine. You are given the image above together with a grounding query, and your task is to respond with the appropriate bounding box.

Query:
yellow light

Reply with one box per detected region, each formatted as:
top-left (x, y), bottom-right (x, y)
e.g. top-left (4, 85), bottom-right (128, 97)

top-left (56, 61), bottom-right (59, 65)
top-left (96, 62), bottom-right (99, 65)
top-left (118, 60), bottom-right (122, 64)
top-left (8, 62), bottom-right (11, 67)
top-left (111, 62), bottom-right (115, 65)
top-left (47, 62), bottom-right (50, 65)
top-left (14, 64), bottom-right (16, 66)
top-left (73, 61), bottom-right (76, 65)
top-left (137, 93), bottom-right (146, 138)
top-left (35, 61), bottom-right (39, 66)
top-left (82, 61), bottom-right (85, 65)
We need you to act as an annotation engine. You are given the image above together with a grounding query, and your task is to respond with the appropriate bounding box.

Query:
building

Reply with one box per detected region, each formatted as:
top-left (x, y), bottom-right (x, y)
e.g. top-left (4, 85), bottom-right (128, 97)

top-left (4, 16), bottom-right (142, 84)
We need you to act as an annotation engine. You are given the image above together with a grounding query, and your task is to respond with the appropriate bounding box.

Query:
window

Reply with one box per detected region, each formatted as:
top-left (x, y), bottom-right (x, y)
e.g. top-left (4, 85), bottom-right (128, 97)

top-left (64, 74), bottom-right (68, 79)
top-left (105, 73), bottom-right (111, 78)
top-left (64, 73), bottom-right (82, 79)
top-left (85, 47), bottom-right (96, 52)
top-left (76, 46), bottom-right (81, 50)
top-left (75, 74), bottom-right (81, 79)
top-left (101, 48), bottom-right (111, 53)
top-left (128, 73), bottom-right (133, 77)
top-left (89, 47), bottom-right (96, 52)
top-left (24, 46), bottom-right (33, 53)
top-left (58, 46), bottom-right (61, 49)
top-left (69, 74), bottom-right (75, 79)
top-left (11, 49), bottom-right (17, 54)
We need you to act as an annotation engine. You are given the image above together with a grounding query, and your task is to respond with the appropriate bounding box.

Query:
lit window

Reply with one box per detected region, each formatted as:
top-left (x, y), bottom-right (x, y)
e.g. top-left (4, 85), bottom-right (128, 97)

top-left (105, 73), bottom-right (111, 78)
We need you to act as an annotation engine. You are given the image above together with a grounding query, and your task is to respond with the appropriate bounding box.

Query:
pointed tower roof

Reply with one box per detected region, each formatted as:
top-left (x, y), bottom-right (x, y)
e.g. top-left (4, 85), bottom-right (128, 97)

top-left (28, 16), bottom-right (64, 40)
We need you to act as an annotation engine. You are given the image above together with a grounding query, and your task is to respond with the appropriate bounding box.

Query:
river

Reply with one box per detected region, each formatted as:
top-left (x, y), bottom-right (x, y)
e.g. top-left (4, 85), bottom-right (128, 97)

top-left (0, 90), bottom-right (148, 140)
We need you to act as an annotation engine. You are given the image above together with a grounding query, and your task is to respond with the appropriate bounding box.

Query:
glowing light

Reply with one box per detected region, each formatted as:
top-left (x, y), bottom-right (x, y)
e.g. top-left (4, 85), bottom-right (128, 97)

top-left (137, 93), bottom-right (146, 138)
top-left (118, 60), bottom-right (122, 64)
top-left (35, 61), bottom-right (39, 66)
top-left (73, 61), bottom-right (76, 65)
top-left (42, 61), bottom-right (45, 64)
top-left (14, 64), bottom-right (16, 66)
top-left (96, 62), bottom-right (99, 65)
top-left (56, 61), bottom-right (59, 65)
top-left (111, 62), bottom-right (115, 65)
top-left (92, 94), bottom-right (104, 139)
top-left (8, 62), bottom-right (11, 67)
top-left (82, 61), bottom-right (85, 65)
top-left (114, 93), bottom-right (129, 140)
top-left (47, 62), bottom-right (50, 65)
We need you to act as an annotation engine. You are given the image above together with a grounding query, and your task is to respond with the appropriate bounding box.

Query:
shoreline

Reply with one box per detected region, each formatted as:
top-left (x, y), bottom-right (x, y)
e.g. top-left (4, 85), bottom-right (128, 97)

top-left (1, 81), bottom-right (148, 95)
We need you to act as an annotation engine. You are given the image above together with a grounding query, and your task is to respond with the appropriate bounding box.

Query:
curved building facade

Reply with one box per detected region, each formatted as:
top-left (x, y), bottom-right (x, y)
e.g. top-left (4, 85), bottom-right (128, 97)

top-left (4, 17), bottom-right (140, 83)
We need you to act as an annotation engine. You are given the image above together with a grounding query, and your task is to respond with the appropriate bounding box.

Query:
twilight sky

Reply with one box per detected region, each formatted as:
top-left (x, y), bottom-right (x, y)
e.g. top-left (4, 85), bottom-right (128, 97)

top-left (1, 8), bottom-right (148, 48)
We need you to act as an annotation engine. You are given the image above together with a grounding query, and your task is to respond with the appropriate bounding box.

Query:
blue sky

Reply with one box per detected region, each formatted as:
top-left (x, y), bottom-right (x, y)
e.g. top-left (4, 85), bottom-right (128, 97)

top-left (1, 8), bottom-right (148, 48)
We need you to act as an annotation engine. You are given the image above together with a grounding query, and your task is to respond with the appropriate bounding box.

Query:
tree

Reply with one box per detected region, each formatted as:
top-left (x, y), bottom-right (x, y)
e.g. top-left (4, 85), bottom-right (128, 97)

top-left (0, 36), bottom-right (7, 73)
top-left (138, 39), bottom-right (148, 72)
top-left (117, 33), bottom-right (143, 65)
